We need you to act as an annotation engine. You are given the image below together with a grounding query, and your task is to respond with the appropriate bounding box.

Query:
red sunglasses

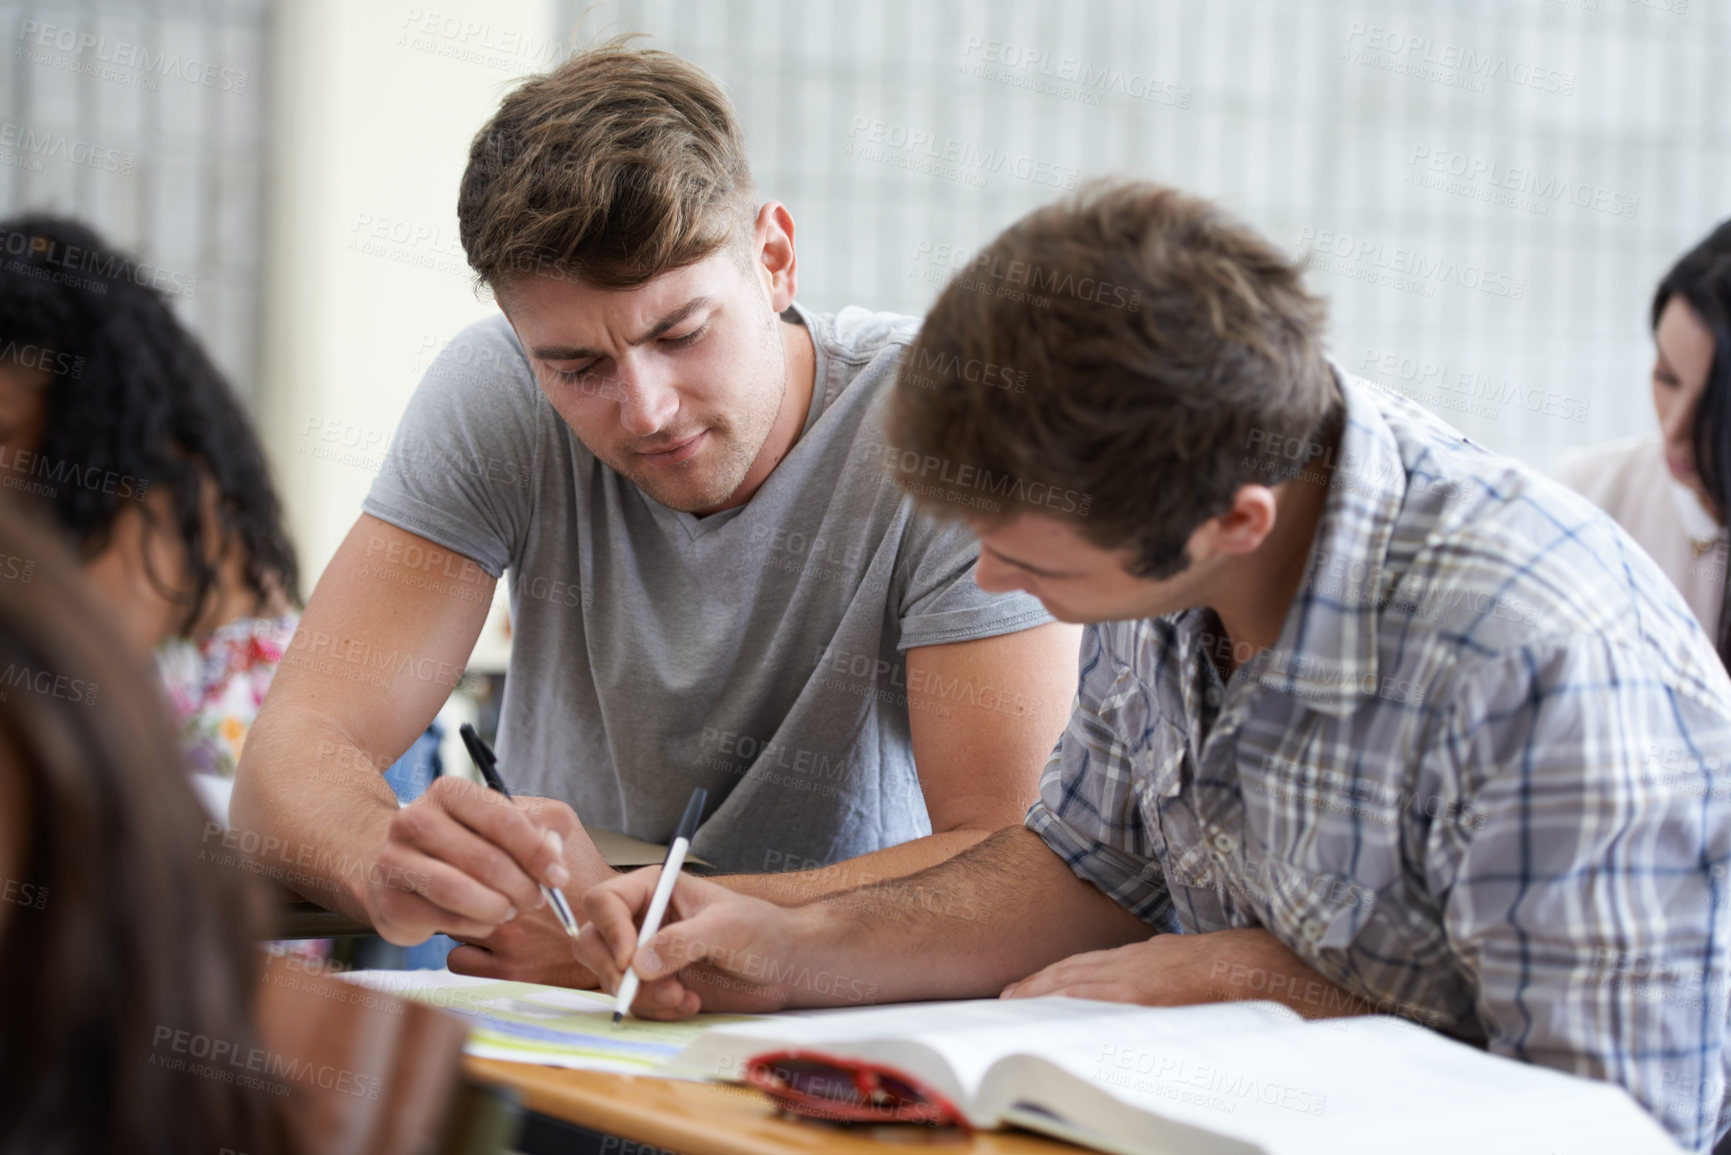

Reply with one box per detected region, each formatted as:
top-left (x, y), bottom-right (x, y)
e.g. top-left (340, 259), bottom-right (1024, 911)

top-left (744, 1049), bottom-right (970, 1129)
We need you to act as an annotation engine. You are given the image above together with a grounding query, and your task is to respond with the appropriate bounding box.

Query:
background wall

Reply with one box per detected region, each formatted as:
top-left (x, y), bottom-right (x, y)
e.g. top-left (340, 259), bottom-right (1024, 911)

top-left (1, 0), bottom-right (1726, 625)
top-left (255, 0), bottom-right (558, 661)
top-left (0, 0), bottom-right (268, 398)
top-left (569, 0), bottom-right (1729, 476)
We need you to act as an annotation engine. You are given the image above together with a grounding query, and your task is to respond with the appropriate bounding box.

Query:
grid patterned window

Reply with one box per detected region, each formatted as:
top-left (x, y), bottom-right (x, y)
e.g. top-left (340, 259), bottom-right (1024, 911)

top-left (561, 0), bottom-right (1729, 468)
top-left (0, 0), bottom-right (268, 400)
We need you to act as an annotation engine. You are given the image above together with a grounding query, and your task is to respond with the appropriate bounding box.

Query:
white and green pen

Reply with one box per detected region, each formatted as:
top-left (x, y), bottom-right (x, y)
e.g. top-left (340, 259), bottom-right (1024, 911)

top-left (613, 787), bottom-right (708, 1025)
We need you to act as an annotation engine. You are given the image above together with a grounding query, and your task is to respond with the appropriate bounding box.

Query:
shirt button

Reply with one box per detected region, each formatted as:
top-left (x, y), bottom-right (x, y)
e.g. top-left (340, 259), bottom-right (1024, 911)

top-left (1205, 687), bottom-right (1223, 708)
top-left (1301, 917), bottom-right (1326, 943)
top-left (1211, 831), bottom-right (1237, 855)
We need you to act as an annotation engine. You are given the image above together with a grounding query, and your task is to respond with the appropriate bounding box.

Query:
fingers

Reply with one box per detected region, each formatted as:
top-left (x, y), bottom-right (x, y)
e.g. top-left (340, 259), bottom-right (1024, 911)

top-left (579, 866), bottom-right (674, 972)
top-left (365, 779), bottom-right (601, 948)
top-left (576, 869), bottom-right (775, 1004)
top-left (614, 965), bottom-right (776, 1021)
top-left (573, 921), bottom-right (622, 992)
top-left (1001, 942), bottom-right (1188, 1006)
top-left (1005, 981), bottom-right (1130, 1003)
top-left (632, 988), bottom-right (703, 1021)
top-left (424, 777), bottom-right (570, 891)
top-left (1003, 961), bottom-right (1102, 1000)
top-left (634, 887), bottom-right (787, 989)
top-left (372, 779), bottom-right (568, 939)
top-left (1000, 949), bottom-right (1115, 1000)
top-left (573, 879), bottom-right (801, 1018)
top-left (365, 879), bottom-right (501, 942)
top-left (573, 904), bottom-right (701, 1017)
top-left (627, 973), bottom-right (703, 1019)
top-left (384, 805), bottom-right (540, 924)
top-left (574, 868), bottom-right (678, 994)
top-left (630, 880), bottom-right (752, 980)
top-left (444, 909), bottom-right (603, 988)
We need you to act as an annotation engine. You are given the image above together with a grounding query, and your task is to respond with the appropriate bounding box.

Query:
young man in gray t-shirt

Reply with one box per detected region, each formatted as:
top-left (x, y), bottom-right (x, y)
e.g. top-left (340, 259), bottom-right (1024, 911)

top-left (232, 43), bottom-right (1079, 987)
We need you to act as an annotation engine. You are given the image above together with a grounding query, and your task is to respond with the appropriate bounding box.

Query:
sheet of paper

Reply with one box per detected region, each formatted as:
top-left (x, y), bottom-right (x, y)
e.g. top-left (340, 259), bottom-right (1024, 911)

top-left (342, 969), bottom-right (763, 1076)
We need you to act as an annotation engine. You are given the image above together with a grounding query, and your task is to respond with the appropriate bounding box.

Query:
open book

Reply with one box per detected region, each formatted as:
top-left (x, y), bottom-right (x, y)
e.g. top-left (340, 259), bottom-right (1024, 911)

top-left (671, 997), bottom-right (1681, 1155)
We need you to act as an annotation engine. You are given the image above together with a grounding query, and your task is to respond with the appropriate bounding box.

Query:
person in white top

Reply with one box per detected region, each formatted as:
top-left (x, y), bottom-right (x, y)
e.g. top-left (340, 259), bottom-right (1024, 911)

top-left (1560, 219), bottom-right (1731, 653)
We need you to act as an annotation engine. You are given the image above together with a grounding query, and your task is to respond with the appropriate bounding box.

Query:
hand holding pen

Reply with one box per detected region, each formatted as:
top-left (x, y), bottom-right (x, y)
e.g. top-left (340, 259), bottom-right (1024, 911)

top-left (613, 787), bottom-right (708, 1024)
top-left (459, 723), bottom-right (582, 938)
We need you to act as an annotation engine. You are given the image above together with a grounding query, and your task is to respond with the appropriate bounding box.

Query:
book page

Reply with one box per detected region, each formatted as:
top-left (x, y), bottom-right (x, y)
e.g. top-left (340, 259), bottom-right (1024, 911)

top-left (670, 997), bottom-right (1303, 1121)
top-left (989, 1015), bottom-right (1681, 1155)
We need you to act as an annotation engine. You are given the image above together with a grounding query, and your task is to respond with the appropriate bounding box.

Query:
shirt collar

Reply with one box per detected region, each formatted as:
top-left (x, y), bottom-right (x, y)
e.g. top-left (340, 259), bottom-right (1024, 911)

top-left (1247, 369), bottom-right (1408, 716)
top-left (1667, 473), bottom-right (1723, 546)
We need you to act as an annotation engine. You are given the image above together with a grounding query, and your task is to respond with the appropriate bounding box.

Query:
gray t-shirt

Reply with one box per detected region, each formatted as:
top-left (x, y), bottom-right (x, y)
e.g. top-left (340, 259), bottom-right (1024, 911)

top-left (363, 304), bottom-right (1051, 872)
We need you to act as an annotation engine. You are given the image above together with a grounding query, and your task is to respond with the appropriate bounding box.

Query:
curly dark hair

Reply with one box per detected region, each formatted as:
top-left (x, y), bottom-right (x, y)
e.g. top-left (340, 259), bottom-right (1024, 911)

top-left (0, 214), bottom-right (298, 635)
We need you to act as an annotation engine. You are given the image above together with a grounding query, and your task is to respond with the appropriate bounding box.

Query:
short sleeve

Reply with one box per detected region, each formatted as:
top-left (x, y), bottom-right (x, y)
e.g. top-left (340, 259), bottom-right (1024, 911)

top-left (1024, 625), bottom-right (1176, 928)
top-left (361, 316), bottom-right (542, 578)
top-left (890, 502), bottom-right (1051, 652)
top-left (1429, 638), bottom-right (1731, 1153)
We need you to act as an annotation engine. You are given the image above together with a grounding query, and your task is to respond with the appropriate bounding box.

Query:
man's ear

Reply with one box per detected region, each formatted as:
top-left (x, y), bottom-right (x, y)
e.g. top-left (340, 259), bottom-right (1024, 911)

top-left (1205, 485), bottom-right (1279, 558)
top-left (750, 202), bottom-right (798, 312)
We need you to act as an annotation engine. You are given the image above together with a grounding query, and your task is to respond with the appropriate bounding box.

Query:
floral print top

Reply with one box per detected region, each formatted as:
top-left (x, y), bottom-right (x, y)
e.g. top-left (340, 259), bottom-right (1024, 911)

top-left (157, 613), bottom-right (299, 777)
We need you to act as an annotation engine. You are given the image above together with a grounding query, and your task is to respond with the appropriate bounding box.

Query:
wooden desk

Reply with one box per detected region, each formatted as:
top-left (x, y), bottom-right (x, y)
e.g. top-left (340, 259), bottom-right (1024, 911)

top-left (466, 1058), bottom-right (1082, 1155)
top-left (277, 899), bottom-right (373, 938)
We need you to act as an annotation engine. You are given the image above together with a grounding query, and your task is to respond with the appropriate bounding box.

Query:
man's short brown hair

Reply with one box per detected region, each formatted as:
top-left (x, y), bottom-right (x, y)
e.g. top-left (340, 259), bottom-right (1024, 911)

top-left (457, 37), bottom-right (758, 291)
top-left (888, 180), bottom-right (1341, 579)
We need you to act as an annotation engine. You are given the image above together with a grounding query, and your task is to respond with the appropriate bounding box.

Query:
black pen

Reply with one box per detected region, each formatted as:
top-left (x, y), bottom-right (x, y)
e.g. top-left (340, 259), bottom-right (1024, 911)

top-left (459, 722), bottom-right (581, 939)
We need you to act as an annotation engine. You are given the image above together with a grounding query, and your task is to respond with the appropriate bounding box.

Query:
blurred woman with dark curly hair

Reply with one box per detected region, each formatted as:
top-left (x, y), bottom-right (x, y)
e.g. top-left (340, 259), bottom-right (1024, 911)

top-left (0, 215), bottom-right (300, 778)
top-left (0, 499), bottom-right (293, 1154)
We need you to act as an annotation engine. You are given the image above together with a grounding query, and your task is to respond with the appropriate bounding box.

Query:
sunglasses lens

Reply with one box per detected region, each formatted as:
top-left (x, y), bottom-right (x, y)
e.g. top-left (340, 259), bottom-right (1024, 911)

top-left (768, 1059), bottom-right (869, 1105)
top-left (748, 1054), bottom-right (958, 1126)
top-left (874, 1073), bottom-right (925, 1104)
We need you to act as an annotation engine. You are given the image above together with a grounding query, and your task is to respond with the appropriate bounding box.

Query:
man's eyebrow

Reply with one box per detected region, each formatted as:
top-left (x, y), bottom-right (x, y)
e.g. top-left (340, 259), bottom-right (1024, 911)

top-left (982, 542), bottom-right (1071, 578)
top-left (529, 297), bottom-right (713, 361)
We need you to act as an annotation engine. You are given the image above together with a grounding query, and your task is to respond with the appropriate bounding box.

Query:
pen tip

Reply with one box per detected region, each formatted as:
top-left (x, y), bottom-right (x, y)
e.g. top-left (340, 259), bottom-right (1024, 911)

top-left (611, 1012), bottom-right (623, 1027)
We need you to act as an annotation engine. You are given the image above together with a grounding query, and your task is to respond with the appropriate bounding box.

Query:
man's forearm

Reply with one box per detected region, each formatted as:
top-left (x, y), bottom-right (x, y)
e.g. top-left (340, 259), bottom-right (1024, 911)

top-left (771, 827), bottom-right (1151, 1006)
top-left (230, 713), bottom-right (400, 923)
top-left (712, 828), bottom-right (994, 905)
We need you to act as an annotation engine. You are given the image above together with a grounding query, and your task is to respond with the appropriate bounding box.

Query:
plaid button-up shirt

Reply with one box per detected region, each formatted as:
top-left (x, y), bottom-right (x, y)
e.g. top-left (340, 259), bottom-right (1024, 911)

top-left (1027, 370), bottom-right (1731, 1151)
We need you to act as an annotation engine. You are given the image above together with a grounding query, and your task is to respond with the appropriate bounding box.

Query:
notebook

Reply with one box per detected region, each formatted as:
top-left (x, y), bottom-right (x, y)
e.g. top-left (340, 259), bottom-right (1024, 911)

top-left (670, 997), bottom-right (1683, 1155)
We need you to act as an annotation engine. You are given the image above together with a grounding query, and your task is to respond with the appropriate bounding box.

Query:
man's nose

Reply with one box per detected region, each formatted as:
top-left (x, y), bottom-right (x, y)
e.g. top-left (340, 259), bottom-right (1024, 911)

top-left (1662, 399), bottom-right (1696, 449)
top-left (615, 361), bottom-right (680, 438)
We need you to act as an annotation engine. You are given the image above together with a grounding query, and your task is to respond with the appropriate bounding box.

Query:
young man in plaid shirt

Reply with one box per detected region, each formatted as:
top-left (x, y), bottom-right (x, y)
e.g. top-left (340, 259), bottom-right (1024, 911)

top-left (577, 181), bottom-right (1731, 1152)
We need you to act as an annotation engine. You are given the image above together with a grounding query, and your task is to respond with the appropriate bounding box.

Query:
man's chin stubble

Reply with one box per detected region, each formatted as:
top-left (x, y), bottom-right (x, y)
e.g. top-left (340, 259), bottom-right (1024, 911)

top-left (626, 455), bottom-right (752, 513)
